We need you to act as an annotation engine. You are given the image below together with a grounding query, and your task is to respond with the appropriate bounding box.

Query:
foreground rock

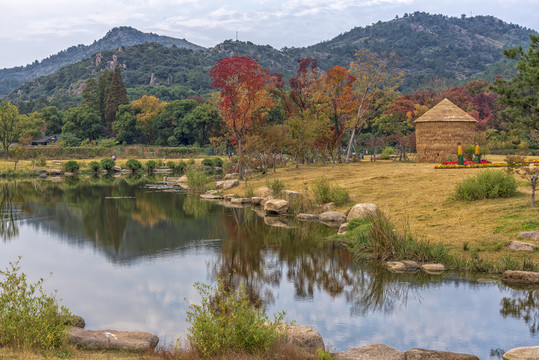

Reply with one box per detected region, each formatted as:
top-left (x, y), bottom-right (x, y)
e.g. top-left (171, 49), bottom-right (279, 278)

top-left (335, 344), bottom-right (404, 360)
top-left (405, 348), bottom-right (479, 359)
top-left (347, 203), bottom-right (378, 221)
top-left (251, 196), bottom-right (265, 205)
top-left (254, 186), bottom-right (273, 198)
top-left (67, 327), bottom-right (159, 351)
top-left (284, 325), bottom-right (324, 355)
top-left (318, 211), bottom-right (347, 224)
top-left (264, 199), bottom-right (289, 214)
top-left (338, 222), bottom-right (348, 235)
top-left (507, 240), bottom-right (538, 252)
top-left (200, 191), bottom-right (223, 200)
top-left (502, 270), bottom-right (539, 285)
top-left (503, 346), bottom-right (539, 360)
top-left (230, 197), bottom-right (252, 204)
top-left (297, 213), bottom-right (319, 221)
top-left (283, 190), bottom-right (302, 203)
top-left (517, 230), bottom-right (539, 242)
top-left (215, 179), bottom-right (239, 190)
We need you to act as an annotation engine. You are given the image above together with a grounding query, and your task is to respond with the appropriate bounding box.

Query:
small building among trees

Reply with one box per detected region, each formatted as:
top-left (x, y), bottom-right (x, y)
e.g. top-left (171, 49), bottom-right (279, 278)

top-left (414, 98), bottom-right (477, 163)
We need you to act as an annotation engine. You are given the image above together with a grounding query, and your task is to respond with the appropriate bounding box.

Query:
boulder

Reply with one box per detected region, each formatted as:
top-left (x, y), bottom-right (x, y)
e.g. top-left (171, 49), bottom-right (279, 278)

top-left (264, 199), bottom-right (289, 214)
top-left (224, 173), bottom-right (237, 180)
top-left (64, 171), bottom-right (74, 177)
top-left (347, 203), bottom-right (378, 221)
top-left (177, 175), bottom-right (188, 183)
top-left (200, 193), bottom-right (223, 200)
top-left (297, 213), bottom-right (319, 221)
top-left (216, 180), bottom-right (239, 190)
top-left (264, 216), bottom-right (291, 228)
top-left (49, 169), bottom-right (63, 176)
top-left (338, 222), bottom-right (348, 235)
top-left (517, 230), bottom-right (539, 242)
top-left (251, 197), bottom-right (264, 205)
top-left (112, 166), bottom-right (122, 173)
top-left (319, 211), bottom-right (346, 224)
top-left (284, 325), bottom-right (324, 354)
top-left (231, 197), bottom-right (252, 204)
top-left (224, 194), bottom-right (235, 201)
top-left (386, 260), bottom-right (419, 272)
top-left (283, 190), bottom-right (302, 203)
top-left (503, 346), bottom-right (539, 360)
top-left (502, 270), bottom-right (539, 285)
top-left (261, 196), bottom-right (275, 206)
top-left (421, 264), bottom-right (446, 273)
top-left (67, 327), bottom-right (159, 351)
top-left (405, 348), bottom-right (479, 360)
top-left (507, 240), bottom-right (537, 252)
top-left (316, 202), bottom-right (335, 213)
top-left (335, 344), bottom-right (404, 360)
top-left (254, 187), bottom-right (273, 198)
top-left (154, 168), bottom-right (172, 174)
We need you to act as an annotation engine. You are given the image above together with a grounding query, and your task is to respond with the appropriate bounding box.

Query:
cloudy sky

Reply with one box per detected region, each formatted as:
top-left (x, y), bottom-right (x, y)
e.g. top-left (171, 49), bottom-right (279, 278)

top-left (1, 0), bottom-right (538, 69)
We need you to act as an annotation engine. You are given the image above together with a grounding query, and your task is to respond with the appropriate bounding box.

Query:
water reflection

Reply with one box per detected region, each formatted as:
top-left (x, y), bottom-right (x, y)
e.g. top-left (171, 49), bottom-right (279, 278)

top-left (2, 179), bottom-right (539, 358)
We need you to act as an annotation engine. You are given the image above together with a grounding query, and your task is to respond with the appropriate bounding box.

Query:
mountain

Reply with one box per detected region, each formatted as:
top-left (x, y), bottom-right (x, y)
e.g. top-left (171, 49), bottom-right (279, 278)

top-left (0, 26), bottom-right (203, 96)
top-left (4, 13), bottom-right (538, 110)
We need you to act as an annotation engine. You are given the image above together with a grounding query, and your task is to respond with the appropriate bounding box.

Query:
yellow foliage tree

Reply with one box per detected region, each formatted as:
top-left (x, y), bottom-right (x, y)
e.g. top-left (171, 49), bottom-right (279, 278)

top-left (132, 95), bottom-right (166, 144)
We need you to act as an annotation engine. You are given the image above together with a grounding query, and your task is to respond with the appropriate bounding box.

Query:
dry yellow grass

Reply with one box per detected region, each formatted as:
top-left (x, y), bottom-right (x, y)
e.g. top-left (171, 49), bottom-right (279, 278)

top-left (0, 346), bottom-right (157, 360)
top-left (233, 155), bottom-right (538, 264)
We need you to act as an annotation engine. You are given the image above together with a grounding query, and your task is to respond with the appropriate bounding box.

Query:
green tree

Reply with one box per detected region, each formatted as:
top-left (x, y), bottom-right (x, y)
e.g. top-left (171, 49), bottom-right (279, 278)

top-left (492, 35), bottom-right (539, 132)
top-left (61, 106), bottom-right (101, 142)
top-left (153, 99), bottom-right (198, 146)
top-left (82, 77), bottom-right (99, 112)
top-left (112, 104), bottom-right (142, 144)
top-left (97, 69), bottom-right (113, 120)
top-left (104, 67), bottom-right (129, 135)
top-left (39, 106), bottom-right (63, 135)
top-left (0, 101), bottom-right (20, 159)
top-left (17, 112), bottom-right (43, 144)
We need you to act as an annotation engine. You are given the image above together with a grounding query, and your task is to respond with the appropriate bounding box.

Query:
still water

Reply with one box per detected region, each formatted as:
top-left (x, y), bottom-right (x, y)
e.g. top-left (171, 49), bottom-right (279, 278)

top-left (0, 178), bottom-right (537, 358)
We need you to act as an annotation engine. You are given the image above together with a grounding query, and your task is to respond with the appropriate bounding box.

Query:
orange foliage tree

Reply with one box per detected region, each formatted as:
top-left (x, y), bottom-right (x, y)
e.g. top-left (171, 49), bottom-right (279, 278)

top-left (132, 95), bottom-right (166, 144)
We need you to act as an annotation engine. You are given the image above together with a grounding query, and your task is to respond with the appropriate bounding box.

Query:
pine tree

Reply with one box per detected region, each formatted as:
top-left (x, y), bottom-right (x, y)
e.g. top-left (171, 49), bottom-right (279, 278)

top-left (104, 66), bottom-right (129, 135)
top-left (82, 78), bottom-right (99, 112)
top-left (97, 69), bottom-right (113, 121)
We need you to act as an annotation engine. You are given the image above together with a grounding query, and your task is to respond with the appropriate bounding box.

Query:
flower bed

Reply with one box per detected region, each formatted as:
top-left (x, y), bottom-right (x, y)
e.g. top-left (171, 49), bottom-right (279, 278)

top-left (435, 159), bottom-right (538, 169)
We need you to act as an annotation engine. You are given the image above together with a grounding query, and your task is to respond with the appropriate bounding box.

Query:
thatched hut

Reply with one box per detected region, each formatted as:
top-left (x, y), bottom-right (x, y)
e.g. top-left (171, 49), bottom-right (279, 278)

top-left (415, 98), bottom-right (477, 163)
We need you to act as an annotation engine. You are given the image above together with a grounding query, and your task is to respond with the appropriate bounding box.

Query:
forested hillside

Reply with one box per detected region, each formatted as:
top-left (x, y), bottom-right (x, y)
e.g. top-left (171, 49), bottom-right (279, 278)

top-left (4, 12), bottom-right (537, 111)
top-left (0, 26), bottom-right (203, 96)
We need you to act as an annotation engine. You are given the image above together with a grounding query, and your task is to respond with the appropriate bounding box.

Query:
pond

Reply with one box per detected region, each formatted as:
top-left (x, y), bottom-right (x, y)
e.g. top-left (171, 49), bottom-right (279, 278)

top-left (0, 178), bottom-right (537, 359)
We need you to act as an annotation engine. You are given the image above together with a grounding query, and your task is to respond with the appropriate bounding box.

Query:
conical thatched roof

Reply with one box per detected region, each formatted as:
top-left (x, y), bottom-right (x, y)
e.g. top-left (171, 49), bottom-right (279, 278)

top-left (415, 98), bottom-right (477, 123)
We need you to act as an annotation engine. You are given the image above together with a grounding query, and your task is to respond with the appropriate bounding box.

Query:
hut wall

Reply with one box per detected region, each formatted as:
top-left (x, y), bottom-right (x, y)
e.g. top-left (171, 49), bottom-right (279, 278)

top-left (416, 122), bottom-right (476, 163)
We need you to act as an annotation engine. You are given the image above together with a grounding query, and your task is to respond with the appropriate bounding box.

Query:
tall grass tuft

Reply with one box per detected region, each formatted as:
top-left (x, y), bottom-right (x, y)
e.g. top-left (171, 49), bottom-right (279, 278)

top-left (186, 166), bottom-right (213, 194)
top-left (311, 178), bottom-right (350, 206)
top-left (347, 210), bottom-right (449, 263)
top-left (0, 257), bottom-right (71, 351)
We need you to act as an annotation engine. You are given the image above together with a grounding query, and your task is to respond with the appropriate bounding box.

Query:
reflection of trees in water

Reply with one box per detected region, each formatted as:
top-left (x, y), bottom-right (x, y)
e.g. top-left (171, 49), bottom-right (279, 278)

top-left (210, 206), bottom-right (444, 316)
top-left (1, 182), bottom-right (20, 241)
top-left (500, 288), bottom-right (539, 335)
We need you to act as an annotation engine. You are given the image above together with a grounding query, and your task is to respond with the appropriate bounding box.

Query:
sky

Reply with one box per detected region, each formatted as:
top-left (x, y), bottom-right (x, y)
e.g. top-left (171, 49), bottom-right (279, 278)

top-left (1, 0), bottom-right (538, 69)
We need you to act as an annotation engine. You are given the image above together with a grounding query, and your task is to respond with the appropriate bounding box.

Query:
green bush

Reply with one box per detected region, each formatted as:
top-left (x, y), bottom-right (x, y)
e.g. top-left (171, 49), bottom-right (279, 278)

top-left (201, 158), bottom-right (214, 167)
top-left (145, 160), bottom-right (156, 174)
top-left (381, 146), bottom-right (394, 160)
top-left (177, 161), bottom-right (187, 174)
top-left (186, 277), bottom-right (285, 357)
top-left (213, 157), bottom-right (224, 168)
top-left (464, 144), bottom-right (475, 160)
top-left (311, 178), bottom-right (350, 206)
top-left (125, 159), bottom-right (143, 173)
top-left (88, 161), bottom-right (100, 173)
top-left (166, 160), bottom-right (176, 169)
top-left (37, 156), bottom-right (47, 167)
top-left (186, 166), bottom-right (213, 193)
top-left (100, 158), bottom-right (115, 172)
top-left (0, 258), bottom-right (71, 351)
top-left (454, 170), bottom-right (517, 201)
top-left (63, 160), bottom-right (80, 173)
top-left (188, 158), bottom-right (196, 165)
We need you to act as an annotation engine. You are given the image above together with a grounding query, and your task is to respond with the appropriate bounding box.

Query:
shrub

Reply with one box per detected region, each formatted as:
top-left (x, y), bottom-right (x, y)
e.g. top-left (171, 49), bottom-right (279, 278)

top-left (37, 156), bottom-right (47, 167)
top-left (454, 170), bottom-right (517, 201)
top-left (201, 158), bottom-right (214, 167)
top-left (145, 160), bottom-right (156, 174)
top-left (177, 161), bottom-right (187, 174)
top-left (311, 178), bottom-right (350, 206)
top-left (125, 159), bottom-right (143, 173)
top-left (186, 166), bottom-right (213, 193)
top-left (267, 179), bottom-right (286, 197)
top-left (381, 146), bottom-right (394, 160)
top-left (186, 277), bottom-right (285, 357)
top-left (0, 258), bottom-right (71, 351)
top-left (63, 160), bottom-right (80, 173)
top-left (100, 158), bottom-right (115, 172)
top-left (166, 160), bottom-right (176, 169)
top-left (213, 157), bottom-right (224, 168)
top-left (188, 158), bottom-right (196, 165)
top-left (88, 161), bottom-right (100, 173)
